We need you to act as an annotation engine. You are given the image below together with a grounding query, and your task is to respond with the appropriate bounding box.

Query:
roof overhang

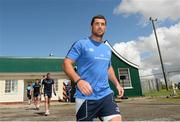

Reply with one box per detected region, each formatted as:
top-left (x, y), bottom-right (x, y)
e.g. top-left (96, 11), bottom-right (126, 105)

top-left (104, 41), bottom-right (139, 69)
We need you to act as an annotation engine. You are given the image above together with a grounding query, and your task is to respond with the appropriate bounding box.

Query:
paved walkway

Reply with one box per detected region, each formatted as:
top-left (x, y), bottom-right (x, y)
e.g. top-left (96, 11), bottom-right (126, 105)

top-left (0, 97), bottom-right (180, 121)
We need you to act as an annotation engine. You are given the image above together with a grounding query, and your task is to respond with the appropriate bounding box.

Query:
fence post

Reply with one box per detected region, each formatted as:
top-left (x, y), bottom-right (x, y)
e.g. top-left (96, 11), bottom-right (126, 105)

top-left (155, 78), bottom-right (160, 92)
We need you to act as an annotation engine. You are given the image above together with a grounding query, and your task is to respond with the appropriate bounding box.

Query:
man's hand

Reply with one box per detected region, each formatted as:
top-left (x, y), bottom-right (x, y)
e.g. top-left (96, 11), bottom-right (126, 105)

top-left (77, 80), bottom-right (93, 96)
top-left (116, 83), bottom-right (124, 98)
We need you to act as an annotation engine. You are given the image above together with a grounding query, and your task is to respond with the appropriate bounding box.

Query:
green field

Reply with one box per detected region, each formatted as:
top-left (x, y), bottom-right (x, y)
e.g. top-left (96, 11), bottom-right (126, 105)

top-left (144, 89), bottom-right (180, 97)
top-left (144, 89), bottom-right (180, 103)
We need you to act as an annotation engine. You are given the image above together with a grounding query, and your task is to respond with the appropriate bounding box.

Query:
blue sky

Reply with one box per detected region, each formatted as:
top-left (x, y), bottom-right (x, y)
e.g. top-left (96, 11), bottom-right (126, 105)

top-left (1, 0), bottom-right (180, 80)
top-left (0, 0), bottom-right (153, 57)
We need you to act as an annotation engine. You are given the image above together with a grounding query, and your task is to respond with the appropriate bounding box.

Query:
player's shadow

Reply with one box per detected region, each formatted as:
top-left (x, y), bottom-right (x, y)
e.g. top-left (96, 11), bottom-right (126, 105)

top-left (34, 112), bottom-right (45, 116)
top-left (25, 108), bottom-right (37, 110)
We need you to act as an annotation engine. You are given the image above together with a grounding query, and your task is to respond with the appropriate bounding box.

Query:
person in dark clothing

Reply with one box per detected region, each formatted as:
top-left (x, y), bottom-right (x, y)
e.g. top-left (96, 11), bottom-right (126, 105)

top-left (32, 79), bottom-right (41, 110)
top-left (66, 81), bottom-right (71, 102)
top-left (42, 73), bottom-right (56, 116)
top-left (26, 82), bottom-right (32, 105)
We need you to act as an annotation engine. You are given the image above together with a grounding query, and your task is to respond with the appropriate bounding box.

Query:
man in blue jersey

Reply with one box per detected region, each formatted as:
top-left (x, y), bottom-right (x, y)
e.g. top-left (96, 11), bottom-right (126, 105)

top-left (63, 15), bottom-right (124, 121)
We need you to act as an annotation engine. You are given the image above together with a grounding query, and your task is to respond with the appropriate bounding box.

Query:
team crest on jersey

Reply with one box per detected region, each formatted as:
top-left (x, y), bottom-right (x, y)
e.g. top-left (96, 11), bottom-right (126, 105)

top-left (89, 48), bottom-right (94, 52)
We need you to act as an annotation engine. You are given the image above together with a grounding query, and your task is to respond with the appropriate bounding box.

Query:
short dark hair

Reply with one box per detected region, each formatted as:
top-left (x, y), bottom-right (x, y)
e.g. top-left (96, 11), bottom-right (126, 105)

top-left (91, 15), bottom-right (106, 26)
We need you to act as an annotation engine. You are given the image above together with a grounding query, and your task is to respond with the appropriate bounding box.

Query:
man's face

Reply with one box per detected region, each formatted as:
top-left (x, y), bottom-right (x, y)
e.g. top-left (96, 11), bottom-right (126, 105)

top-left (91, 18), bottom-right (106, 37)
top-left (47, 74), bottom-right (50, 79)
top-left (35, 80), bottom-right (39, 83)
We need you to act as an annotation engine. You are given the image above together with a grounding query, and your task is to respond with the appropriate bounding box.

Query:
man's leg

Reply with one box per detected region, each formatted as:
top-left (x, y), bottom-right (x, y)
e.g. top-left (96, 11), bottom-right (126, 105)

top-left (34, 97), bottom-right (36, 108)
top-left (48, 97), bottom-right (51, 111)
top-left (28, 94), bottom-right (31, 105)
top-left (27, 94), bottom-right (29, 104)
top-left (35, 97), bottom-right (39, 109)
top-left (44, 96), bottom-right (49, 116)
top-left (99, 93), bottom-right (121, 121)
top-left (36, 95), bottom-right (40, 110)
top-left (28, 99), bottom-right (31, 105)
top-left (110, 115), bottom-right (122, 122)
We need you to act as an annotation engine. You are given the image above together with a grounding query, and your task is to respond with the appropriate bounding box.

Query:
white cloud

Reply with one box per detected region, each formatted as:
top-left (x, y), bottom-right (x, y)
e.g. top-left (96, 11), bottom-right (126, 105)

top-left (113, 22), bottom-right (180, 81)
top-left (114, 0), bottom-right (180, 21)
top-left (113, 41), bottom-right (141, 66)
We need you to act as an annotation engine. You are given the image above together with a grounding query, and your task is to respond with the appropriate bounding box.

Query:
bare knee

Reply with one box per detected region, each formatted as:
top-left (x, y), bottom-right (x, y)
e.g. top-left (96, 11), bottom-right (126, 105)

top-left (109, 115), bottom-right (122, 122)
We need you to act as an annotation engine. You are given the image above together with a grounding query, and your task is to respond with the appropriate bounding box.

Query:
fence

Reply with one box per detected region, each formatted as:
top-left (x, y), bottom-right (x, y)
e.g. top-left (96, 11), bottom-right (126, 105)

top-left (140, 69), bottom-right (180, 94)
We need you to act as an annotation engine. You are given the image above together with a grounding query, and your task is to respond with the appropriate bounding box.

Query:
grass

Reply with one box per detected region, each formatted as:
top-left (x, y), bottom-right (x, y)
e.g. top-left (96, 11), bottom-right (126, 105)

top-left (144, 89), bottom-right (180, 97)
top-left (144, 89), bottom-right (180, 103)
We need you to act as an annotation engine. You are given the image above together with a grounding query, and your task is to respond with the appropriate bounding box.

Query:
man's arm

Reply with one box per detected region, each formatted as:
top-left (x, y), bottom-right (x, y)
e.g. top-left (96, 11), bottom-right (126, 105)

top-left (52, 83), bottom-right (56, 96)
top-left (41, 82), bottom-right (44, 94)
top-left (63, 58), bottom-right (81, 82)
top-left (108, 66), bottom-right (124, 98)
top-left (63, 58), bottom-right (93, 96)
top-left (31, 86), bottom-right (34, 95)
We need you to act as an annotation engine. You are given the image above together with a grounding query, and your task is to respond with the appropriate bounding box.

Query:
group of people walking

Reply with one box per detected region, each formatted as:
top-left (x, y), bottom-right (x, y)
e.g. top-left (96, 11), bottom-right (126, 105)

top-left (26, 73), bottom-right (56, 116)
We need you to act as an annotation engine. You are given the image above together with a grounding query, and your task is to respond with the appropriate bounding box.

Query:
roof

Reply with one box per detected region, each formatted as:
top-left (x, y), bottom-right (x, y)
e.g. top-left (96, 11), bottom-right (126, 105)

top-left (104, 41), bottom-right (139, 69)
top-left (0, 57), bottom-right (64, 73)
top-left (0, 41), bottom-right (139, 73)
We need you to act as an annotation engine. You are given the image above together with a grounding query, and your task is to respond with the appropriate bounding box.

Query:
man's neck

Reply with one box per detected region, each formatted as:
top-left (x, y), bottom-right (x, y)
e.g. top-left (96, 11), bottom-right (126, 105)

top-left (90, 35), bottom-right (103, 42)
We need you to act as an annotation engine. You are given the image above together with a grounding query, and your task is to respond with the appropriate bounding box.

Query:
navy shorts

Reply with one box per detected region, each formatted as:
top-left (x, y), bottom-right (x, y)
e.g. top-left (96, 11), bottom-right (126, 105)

top-left (34, 92), bottom-right (40, 97)
top-left (76, 93), bottom-right (121, 121)
top-left (44, 92), bottom-right (52, 98)
top-left (27, 93), bottom-right (31, 100)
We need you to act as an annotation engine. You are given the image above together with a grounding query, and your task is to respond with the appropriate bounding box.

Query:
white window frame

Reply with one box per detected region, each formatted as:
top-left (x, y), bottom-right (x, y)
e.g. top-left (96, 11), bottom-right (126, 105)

top-left (118, 68), bottom-right (133, 89)
top-left (5, 80), bottom-right (18, 94)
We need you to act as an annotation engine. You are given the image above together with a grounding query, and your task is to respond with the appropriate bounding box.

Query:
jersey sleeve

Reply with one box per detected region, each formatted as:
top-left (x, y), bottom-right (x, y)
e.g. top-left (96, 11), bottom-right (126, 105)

top-left (52, 79), bottom-right (54, 84)
top-left (66, 41), bottom-right (82, 61)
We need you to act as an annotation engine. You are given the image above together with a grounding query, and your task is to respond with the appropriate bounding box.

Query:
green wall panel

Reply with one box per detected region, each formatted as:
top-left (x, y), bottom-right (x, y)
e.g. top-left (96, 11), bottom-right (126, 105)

top-left (110, 53), bottom-right (143, 97)
top-left (0, 57), bottom-right (64, 73)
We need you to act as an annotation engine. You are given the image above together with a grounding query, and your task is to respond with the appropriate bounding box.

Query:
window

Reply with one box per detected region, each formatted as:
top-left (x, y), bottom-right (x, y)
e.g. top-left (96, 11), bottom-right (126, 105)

top-left (5, 80), bottom-right (18, 93)
top-left (118, 68), bottom-right (132, 88)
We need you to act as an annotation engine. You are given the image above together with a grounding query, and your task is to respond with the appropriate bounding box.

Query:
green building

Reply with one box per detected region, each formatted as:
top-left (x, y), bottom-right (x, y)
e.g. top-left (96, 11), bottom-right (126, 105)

top-left (105, 41), bottom-right (142, 97)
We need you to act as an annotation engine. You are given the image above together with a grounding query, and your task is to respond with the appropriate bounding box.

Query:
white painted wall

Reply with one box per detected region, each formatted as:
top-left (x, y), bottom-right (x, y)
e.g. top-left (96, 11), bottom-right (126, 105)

top-left (0, 79), bottom-right (67, 102)
top-left (0, 80), bottom-right (24, 102)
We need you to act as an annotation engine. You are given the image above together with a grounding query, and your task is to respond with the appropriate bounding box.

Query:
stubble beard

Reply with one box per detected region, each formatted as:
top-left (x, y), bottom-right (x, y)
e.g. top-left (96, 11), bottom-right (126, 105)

top-left (92, 31), bottom-right (104, 39)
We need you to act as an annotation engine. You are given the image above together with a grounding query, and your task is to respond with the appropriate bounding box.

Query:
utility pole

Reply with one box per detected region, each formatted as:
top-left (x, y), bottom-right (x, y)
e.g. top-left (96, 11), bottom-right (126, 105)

top-left (149, 17), bottom-right (168, 91)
